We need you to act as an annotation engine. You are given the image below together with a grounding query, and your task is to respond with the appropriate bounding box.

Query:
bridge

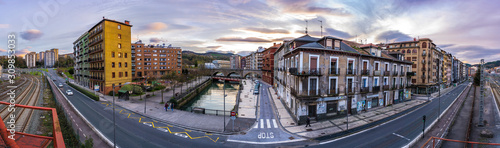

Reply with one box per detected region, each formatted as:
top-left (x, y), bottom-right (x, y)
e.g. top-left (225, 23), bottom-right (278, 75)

top-left (208, 68), bottom-right (262, 78)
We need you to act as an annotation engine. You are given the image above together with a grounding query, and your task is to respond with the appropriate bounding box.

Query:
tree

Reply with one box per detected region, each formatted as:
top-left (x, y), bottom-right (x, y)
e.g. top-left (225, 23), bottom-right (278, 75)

top-left (68, 67), bottom-right (74, 75)
top-left (473, 66), bottom-right (481, 86)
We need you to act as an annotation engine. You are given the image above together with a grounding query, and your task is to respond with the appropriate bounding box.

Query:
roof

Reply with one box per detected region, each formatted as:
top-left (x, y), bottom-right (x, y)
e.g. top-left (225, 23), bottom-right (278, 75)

top-left (294, 34), bottom-right (320, 42)
top-left (298, 42), bottom-right (324, 49)
top-left (359, 43), bottom-right (379, 48)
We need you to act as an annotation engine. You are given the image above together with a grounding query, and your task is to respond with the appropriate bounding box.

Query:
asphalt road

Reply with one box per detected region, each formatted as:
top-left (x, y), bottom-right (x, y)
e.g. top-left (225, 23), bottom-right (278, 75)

top-left (314, 81), bottom-right (470, 148)
top-left (44, 69), bottom-right (229, 148)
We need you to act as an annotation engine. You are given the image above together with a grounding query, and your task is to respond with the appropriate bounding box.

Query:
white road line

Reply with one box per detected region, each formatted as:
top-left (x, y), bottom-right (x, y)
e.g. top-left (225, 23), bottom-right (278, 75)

top-left (253, 122), bottom-right (259, 128)
top-left (272, 119), bottom-right (278, 128)
top-left (260, 119), bottom-right (264, 128)
top-left (83, 134), bottom-right (86, 137)
top-left (79, 128), bottom-right (82, 132)
top-left (226, 139), bottom-right (304, 144)
top-left (266, 119), bottom-right (271, 128)
top-left (76, 123), bottom-right (78, 127)
top-left (393, 133), bottom-right (411, 141)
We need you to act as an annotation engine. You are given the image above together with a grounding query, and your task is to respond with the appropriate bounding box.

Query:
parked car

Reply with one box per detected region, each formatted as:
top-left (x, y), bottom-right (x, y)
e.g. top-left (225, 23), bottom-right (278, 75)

top-left (58, 83), bottom-right (63, 88)
top-left (66, 90), bottom-right (73, 95)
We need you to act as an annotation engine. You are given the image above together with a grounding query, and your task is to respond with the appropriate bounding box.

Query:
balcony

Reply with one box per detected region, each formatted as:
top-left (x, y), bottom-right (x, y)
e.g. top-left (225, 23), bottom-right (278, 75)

top-left (421, 75), bottom-right (426, 79)
top-left (327, 89), bottom-right (338, 96)
top-left (89, 67), bottom-right (104, 71)
top-left (329, 68), bottom-right (339, 75)
top-left (289, 68), bottom-right (322, 76)
top-left (177, 51), bottom-right (181, 55)
top-left (383, 85), bottom-right (390, 90)
top-left (393, 71), bottom-right (398, 76)
top-left (347, 68), bottom-right (356, 75)
top-left (132, 69), bottom-right (136, 72)
top-left (290, 88), bottom-right (320, 98)
top-left (384, 71), bottom-right (391, 76)
top-left (178, 56), bottom-right (181, 59)
top-left (89, 48), bottom-right (103, 54)
top-left (360, 87), bottom-right (369, 93)
top-left (373, 86), bottom-right (380, 92)
top-left (347, 86), bottom-right (356, 95)
top-left (131, 55), bottom-right (135, 58)
top-left (89, 57), bottom-right (104, 63)
top-left (177, 60), bottom-right (181, 63)
top-left (400, 71), bottom-right (405, 76)
top-left (374, 70), bottom-right (381, 76)
top-left (422, 53), bottom-right (426, 56)
top-left (421, 68), bottom-right (426, 71)
top-left (361, 69), bottom-right (369, 75)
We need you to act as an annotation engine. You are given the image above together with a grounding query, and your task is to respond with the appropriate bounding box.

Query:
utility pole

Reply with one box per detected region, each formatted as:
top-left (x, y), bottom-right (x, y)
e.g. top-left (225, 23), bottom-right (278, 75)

top-left (478, 59), bottom-right (485, 126)
top-left (318, 20), bottom-right (323, 37)
top-left (223, 80), bottom-right (226, 132)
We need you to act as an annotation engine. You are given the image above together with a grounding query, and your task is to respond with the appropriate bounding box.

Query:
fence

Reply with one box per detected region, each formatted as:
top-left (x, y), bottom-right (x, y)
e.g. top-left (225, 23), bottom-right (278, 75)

top-left (421, 137), bottom-right (500, 148)
top-left (184, 106), bottom-right (232, 116)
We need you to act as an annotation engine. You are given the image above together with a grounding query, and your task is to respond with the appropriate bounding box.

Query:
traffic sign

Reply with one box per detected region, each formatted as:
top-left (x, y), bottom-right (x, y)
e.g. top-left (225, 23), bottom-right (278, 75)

top-left (231, 111), bottom-right (236, 116)
top-left (231, 116), bottom-right (236, 120)
top-left (94, 85), bottom-right (100, 91)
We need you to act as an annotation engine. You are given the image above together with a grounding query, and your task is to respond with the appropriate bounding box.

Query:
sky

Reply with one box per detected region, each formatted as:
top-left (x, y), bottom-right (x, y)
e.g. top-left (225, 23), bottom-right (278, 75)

top-left (0, 0), bottom-right (499, 64)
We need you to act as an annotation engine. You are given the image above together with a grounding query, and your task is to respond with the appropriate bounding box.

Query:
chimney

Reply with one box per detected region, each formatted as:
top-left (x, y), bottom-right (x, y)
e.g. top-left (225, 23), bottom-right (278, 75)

top-left (413, 38), bottom-right (416, 41)
top-left (125, 20), bottom-right (130, 25)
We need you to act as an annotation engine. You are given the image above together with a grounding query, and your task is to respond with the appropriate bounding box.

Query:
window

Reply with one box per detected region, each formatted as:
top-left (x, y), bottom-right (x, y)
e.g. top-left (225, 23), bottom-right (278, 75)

top-left (375, 62), bottom-right (380, 70)
top-left (412, 57), bottom-right (417, 61)
top-left (362, 77), bottom-right (368, 87)
top-left (119, 62), bottom-right (121, 67)
top-left (422, 42), bottom-right (427, 48)
top-left (138, 49), bottom-right (141, 52)
top-left (119, 72), bottom-right (123, 77)
top-left (309, 78), bottom-right (318, 95)
top-left (112, 62), bottom-right (115, 68)
top-left (118, 34), bottom-right (121, 39)
top-left (125, 72), bottom-right (128, 77)
top-left (329, 78), bottom-right (337, 94)
top-left (112, 52), bottom-right (115, 57)
top-left (118, 25), bottom-right (121, 29)
top-left (125, 53), bottom-right (127, 58)
top-left (118, 44), bottom-right (121, 49)
top-left (334, 40), bottom-right (340, 49)
top-left (407, 49), bottom-right (411, 53)
top-left (118, 52), bottom-right (122, 58)
top-left (125, 62), bottom-right (127, 67)
top-left (384, 77), bottom-right (388, 85)
top-left (413, 49), bottom-right (417, 53)
top-left (112, 72), bottom-right (115, 78)
top-left (374, 77), bottom-right (379, 86)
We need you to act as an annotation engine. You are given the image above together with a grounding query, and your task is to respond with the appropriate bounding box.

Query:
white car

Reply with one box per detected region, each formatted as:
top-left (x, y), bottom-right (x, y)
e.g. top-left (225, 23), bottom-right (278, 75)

top-left (58, 83), bottom-right (63, 88)
top-left (66, 90), bottom-right (73, 95)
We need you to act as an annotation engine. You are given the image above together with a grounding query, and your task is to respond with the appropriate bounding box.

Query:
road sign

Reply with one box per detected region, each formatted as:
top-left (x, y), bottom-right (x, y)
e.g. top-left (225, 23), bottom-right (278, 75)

top-left (94, 85), bottom-right (100, 91)
top-left (231, 116), bottom-right (236, 120)
top-left (231, 111), bottom-right (236, 116)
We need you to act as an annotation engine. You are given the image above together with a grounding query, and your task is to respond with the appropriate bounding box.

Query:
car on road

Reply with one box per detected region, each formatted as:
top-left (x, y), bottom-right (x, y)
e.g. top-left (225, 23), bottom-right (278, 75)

top-left (58, 83), bottom-right (63, 88)
top-left (53, 79), bottom-right (57, 81)
top-left (66, 90), bottom-right (73, 95)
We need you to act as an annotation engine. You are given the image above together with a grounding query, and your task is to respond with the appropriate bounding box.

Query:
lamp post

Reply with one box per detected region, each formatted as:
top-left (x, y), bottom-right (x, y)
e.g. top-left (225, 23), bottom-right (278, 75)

top-left (223, 79), bottom-right (226, 132)
top-left (112, 82), bottom-right (131, 148)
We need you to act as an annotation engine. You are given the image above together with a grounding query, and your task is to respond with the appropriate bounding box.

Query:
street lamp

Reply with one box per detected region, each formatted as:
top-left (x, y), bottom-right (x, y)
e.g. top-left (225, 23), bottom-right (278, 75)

top-left (112, 82), bottom-right (131, 148)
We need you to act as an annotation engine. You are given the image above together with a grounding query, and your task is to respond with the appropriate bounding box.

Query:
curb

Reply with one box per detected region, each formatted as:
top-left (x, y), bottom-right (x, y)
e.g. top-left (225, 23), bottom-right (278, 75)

top-left (265, 84), bottom-right (306, 139)
top-left (47, 75), bottom-right (114, 147)
top-left (404, 82), bottom-right (470, 148)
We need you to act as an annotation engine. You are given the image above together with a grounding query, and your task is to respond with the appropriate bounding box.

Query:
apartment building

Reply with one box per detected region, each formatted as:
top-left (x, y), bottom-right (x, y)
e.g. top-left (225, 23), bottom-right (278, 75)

top-left (230, 55), bottom-right (241, 69)
top-left (39, 51), bottom-right (45, 62)
top-left (131, 41), bottom-right (182, 79)
top-left (262, 43), bottom-right (281, 86)
top-left (52, 48), bottom-right (59, 62)
top-left (74, 32), bottom-right (90, 87)
top-left (73, 18), bottom-right (132, 95)
top-left (45, 49), bottom-right (56, 68)
top-left (442, 51), bottom-right (452, 87)
top-left (241, 57), bottom-right (246, 69)
top-left (384, 38), bottom-right (442, 94)
top-left (256, 47), bottom-right (264, 70)
top-left (245, 54), bottom-right (253, 69)
top-left (25, 52), bottom-right (36, 68)
top-left (274, 35), bottom-right (412, 124)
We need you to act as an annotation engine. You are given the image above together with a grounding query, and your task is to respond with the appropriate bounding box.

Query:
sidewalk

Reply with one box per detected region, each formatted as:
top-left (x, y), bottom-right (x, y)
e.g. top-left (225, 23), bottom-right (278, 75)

top-left (268, 87), bottom-right (427, 139)
top-left (413, 85), bottom-right (459, 100)
top-left (237, 79), bottom-right (257, 119)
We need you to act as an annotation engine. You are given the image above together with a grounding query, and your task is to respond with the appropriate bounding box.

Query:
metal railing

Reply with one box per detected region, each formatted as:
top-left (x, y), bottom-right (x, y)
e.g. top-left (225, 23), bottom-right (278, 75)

top-left (347, 68), bottom-right (356, 75)
top-left (289, 68), bottom-right (322, 76)
top-left (361, 69), bottom-right (369, 75)
top-left (329, 68), bottom-right (339, 75)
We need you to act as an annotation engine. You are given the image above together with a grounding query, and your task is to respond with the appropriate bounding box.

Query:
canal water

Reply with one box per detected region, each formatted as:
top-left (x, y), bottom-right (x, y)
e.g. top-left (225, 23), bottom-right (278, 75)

top-left (182, 81), bottom-right (240, 114)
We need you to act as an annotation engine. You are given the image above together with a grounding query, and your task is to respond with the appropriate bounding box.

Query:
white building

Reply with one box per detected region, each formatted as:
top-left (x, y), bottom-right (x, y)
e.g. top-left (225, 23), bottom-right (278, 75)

top-left (25, 52), bottom-right (36, 68)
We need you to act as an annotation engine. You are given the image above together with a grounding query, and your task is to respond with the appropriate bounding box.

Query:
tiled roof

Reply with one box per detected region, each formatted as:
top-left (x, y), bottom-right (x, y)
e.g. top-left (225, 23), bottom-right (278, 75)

top-left (294, 34), bottom-right (320, 42)
top-left (340, 42), bottom-right (360, 53)
top-left (298, 42), bottom-right (324, 49)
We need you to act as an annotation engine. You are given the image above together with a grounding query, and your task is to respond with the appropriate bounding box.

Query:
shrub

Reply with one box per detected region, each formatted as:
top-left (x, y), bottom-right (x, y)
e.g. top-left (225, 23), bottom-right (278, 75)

top-left (67, 82), bottom-right (99, 101)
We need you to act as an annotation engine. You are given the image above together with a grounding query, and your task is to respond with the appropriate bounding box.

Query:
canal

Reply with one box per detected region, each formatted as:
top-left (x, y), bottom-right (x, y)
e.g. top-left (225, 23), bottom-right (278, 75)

top-left (182, 80), bottom-right (240, 114)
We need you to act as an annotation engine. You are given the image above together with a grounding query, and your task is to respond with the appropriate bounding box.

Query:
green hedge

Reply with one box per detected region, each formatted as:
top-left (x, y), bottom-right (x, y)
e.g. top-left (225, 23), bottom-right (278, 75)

top-left (67, 82), bottom-right (100, 101)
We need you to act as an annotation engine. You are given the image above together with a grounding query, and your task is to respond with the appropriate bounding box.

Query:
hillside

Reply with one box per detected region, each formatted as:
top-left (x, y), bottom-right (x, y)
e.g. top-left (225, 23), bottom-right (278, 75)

top-left (472, 60), bottom-right (500, 68)
top-left (182, 51), bottom-right (233, 67)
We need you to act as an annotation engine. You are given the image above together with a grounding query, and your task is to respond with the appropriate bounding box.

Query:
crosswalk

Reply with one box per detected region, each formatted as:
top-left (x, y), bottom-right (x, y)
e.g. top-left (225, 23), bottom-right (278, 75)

top-left (254, 119), bottom-right (279, 129)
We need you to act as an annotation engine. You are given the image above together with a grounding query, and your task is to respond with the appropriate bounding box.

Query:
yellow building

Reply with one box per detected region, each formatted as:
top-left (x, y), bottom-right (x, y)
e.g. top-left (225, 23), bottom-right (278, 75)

top-left (82, 18), bottom-right (132, 95)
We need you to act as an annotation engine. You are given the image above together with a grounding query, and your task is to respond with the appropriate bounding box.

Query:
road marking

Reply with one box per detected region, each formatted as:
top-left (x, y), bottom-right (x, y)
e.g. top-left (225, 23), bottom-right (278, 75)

top-left (76, 123), bottom-right (78, 127)
top-left (393, 133), bottom-right (410, 141)
top-left (79, 128), bottom-right (82, 132)
top-left (227, 139), bottom-right (304, 144)
top-left (83, 134), bottom-right (86, 137)
top-left (260, 119), bottom-right (264, 128)
top-left (253, 123), bottom-right (259, 128)
top-left (272, 119), bottom-right (278, 128)
top-left (266, 119), bottom-right (271, 128)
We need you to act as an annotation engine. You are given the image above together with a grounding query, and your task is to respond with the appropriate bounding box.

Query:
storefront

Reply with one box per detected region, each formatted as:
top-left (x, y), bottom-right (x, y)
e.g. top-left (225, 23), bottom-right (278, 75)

top-left (315, 96), bottom-right (347, 120)
top-left (366, 94), bottom-right (380, 109)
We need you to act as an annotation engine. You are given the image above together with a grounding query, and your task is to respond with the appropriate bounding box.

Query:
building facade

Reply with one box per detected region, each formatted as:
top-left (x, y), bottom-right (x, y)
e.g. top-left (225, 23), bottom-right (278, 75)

top-left (230, 55), bottom-right (241, 69)
top-left (73, 18), bottom-right (132, 95)
top-left (274, 35), bottom-right (412, 124)
top-left (39, 51), bottom-right (45, 62)
top-left (74, 32), bottom-right (90, 87)
top-left (262, 43), bottom-right (280, 86)
top-left (45, 50), bottom-right (56, 68)
top-left (384, 38), bottom-right (442, 94)
top-left (25, 52), bottom-right (36, 68)
top-left (131, 41), bottom-right (182, 79)
top-left (241, 57), bottom-right (246, 69)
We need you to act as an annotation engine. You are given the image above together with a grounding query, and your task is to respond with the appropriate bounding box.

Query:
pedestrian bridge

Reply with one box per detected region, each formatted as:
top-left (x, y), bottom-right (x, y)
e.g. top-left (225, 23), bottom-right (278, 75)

top-left (208, 68), bottom-right (262, 78)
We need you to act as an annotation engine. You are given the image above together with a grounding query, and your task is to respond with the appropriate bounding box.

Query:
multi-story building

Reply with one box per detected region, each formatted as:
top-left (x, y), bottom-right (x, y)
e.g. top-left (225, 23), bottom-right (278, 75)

top-left (262, 43), bottom-right (280, 86)
top-left (256, 47), bottom-right (264, 70)
top-left (230, 55), bottom-right (241, 69)
top-left (442, 51), bottom-right (452, 87)
top-left (59, 53), bottom-right (75, 59)
top-left (384, 38), bottom-right (442, 94)
top-left (274, 35), bottom-right (412, 124)
top-left (39, 51), bottom-right (45, 62)
top-left (52, 48), bottom-right (59, 62)
top-left (131, 41), bottom-right (182, 79)
top-left (73, 18), bottom-right (132, 95)
top-left (74, 32), bottom-right (89, 87)
top-left (45, 50), bottom-right (56, 68)
top-left (35, 53), bottom-right (40, 62)
top-left (245, 54), bottom-right (253, 69)
top-left (25, 52), bottom-right (36, 68)
top-left (241, 57), bottom-right (246, 69)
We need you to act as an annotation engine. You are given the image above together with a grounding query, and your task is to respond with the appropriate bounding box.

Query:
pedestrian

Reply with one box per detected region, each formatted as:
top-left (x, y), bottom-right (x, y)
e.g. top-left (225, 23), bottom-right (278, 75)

top-left (305, 117), bottom-right (311, 127)
top-left (171, 103), bottom-right (174, 111)
top-left (164, 103), bottom-right (169, 112)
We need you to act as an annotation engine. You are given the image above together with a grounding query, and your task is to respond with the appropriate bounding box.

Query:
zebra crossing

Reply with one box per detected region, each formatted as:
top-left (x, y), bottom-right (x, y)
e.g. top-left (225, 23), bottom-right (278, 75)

top-left (253, 119), bottom-right (279, 129)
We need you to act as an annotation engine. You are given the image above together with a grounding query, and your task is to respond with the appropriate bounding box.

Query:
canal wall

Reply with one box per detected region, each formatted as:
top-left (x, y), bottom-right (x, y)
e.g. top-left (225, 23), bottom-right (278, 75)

top-left (177, 78), bottom-right (212, 109)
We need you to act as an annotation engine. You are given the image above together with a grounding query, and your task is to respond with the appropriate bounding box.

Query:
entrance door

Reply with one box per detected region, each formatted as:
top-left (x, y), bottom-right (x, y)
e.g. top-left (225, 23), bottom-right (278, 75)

top-left (363, 61), bottom-right (367, 71)
top-left (308, 105), bottom-right (317, 117)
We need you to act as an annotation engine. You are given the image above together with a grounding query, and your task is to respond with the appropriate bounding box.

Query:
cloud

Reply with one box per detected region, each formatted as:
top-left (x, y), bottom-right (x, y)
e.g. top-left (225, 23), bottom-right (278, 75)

top-left (206, 49), bottom-right (234, 54)
top-left (16, 48), bottom-right (32, 57)
top-left (149, 37), bottom-right (166, 43)
top-left (446, 45), bottom-right (500, 64)
top-left (20, 29), bottom-right (43, 41)
top-left (143, 22), bottom-right (167, 31)
top-left (243, 27), bottom-right (289, 34)
top-left (271, 37), bottom-right (295, 42)
top-left (0, 24), bottom-right (9, 28)
top-left (268, 0), bottom-right (351, 16)
top-left (439, 44), bottom-right (455, 48)
top-left (206, 46), bottom-right (222, 49)
top-left (375, 30), bottom-right (413, 43)
top-left (216, 37), bottom-right (271, 42)
top-left (0, 48), bottom-right (6, 52)
top-left (325, 28), bottom-right (355, 39)
top-left (236, 50), bottom-right (254, 56)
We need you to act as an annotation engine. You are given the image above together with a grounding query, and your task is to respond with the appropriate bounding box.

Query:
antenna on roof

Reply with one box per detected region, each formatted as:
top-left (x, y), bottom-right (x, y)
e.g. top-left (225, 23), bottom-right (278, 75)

top-left (305, 20), bottom-right (308, 35)
top-left (318, 20), bottom-right (323, 37)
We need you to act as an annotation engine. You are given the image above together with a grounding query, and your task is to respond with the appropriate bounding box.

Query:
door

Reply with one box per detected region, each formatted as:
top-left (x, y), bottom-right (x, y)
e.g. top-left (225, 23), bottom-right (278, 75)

top-left (310, 57), bottom-right (318, 73)
top-left (363, 61), bottom-right (367, 70)
top-left (308, 105), bottom-right (317, 117)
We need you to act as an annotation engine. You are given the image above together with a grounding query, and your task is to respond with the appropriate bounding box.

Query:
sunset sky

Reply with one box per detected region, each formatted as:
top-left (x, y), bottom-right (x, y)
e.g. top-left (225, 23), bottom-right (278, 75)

top-left (0, 0), bottom-right (499, 64)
